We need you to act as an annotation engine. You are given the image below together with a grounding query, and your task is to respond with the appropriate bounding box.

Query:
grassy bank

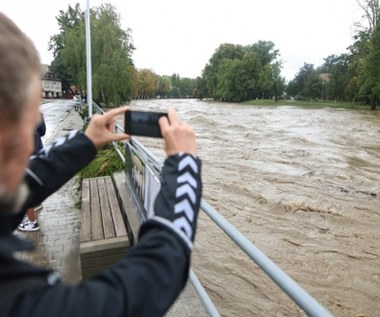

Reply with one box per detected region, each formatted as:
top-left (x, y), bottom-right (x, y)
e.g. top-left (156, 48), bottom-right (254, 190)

top-left (243, 99), bottom-right (371, 110)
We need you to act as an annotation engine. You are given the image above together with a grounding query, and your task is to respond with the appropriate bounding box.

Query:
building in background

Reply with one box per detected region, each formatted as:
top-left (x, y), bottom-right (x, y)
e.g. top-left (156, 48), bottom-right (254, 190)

top-left (41, 64), bottom-right (62, 98)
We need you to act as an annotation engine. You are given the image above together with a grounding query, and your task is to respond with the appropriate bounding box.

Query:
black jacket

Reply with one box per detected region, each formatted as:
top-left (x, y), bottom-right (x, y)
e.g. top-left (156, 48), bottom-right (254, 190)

top-left (34, 113), bottom-right (46, 154)
top-left (0, 130), bottom-right (201, 317)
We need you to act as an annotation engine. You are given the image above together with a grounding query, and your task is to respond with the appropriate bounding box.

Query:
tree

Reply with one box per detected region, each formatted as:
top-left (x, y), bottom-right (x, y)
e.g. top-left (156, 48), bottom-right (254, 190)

top-left (286, 79), bottom-right (299, 98)
top-left (355, 0), bottom-right (380, 36)
top-left (203, 44), bottom-right (245, 97)
top-left (359, 21), bottom-right (380, 109)
top-left (49, 3), bottom-right (135, 106)
top-left (287, 63), bottom-right (316, 99)
top-left (215, 58), bottom-right (239, 101)
top-left (194, 76), bottom-right (207, 99)
top-left (135, 69), bottom-right (156, 99)
top-left (353, 0), bottom-right (380, 108)
top-left (247, 40), bottom-right (279, 65)
top-left (91, 4), bottom-right (134, 105)
top-left (202, 41), bottom-right (283, 102)
top-left (304, 72), bottom-right (322, 100)
top-left (49, 4), bottom-right (84, 94)
top-left (237, 51), bottom-right (263, 100)
top-left (320, 54), bottom-right (350, 100)
top-left (155, 75), bottom-right (171, 98)
top-left (270, 62), bottom-right (285, 101)
top-left (285, 1), bottom-right (380, 104)
top-left (178, 78), bottom-right (194, 98)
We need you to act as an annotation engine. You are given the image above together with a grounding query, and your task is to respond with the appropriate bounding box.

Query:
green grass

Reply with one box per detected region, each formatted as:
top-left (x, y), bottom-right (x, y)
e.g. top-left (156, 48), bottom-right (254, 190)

top-left (77, 145), bottom-right (124, 182)
top-left (74, 146), bottom-right (124, 206)
top-left (242, 99), bottom-right (371, 110)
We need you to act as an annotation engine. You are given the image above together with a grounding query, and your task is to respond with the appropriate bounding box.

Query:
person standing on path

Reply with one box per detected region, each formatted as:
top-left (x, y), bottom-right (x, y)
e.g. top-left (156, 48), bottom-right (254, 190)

top-left (18, 112), bottom-right (46, 232)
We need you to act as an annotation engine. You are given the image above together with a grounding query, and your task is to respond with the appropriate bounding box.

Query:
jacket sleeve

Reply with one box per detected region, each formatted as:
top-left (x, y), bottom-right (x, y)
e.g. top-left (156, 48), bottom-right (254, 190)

top-left (6, 154), bottom-right (202, 317)
top-left (8, 225), bottom-right (190, 317)
top-left (24, 130), bottom-right (97, 207)
top-left (36, 115), bottom-right (46, 137)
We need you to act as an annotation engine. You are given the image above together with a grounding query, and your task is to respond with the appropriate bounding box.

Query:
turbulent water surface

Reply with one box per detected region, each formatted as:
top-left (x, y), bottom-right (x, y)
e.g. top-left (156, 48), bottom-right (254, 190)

top-left (125, 99), bottom-right (380, 317)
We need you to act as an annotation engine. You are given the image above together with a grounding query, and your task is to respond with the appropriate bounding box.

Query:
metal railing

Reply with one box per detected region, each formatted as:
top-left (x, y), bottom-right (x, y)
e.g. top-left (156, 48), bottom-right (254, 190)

top-left (91, 103), bottom-right (333, 317)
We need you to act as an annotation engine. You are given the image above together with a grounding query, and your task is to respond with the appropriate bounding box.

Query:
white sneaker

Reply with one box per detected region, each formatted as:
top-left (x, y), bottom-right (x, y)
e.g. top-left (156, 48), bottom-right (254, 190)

top-left (18, 221), bottom-right (40, 232)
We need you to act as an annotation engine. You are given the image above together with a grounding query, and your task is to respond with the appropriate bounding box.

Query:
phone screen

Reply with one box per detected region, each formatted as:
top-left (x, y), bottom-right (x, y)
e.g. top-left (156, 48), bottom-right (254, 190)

top-left (125, 110), bottom-right (168, 138)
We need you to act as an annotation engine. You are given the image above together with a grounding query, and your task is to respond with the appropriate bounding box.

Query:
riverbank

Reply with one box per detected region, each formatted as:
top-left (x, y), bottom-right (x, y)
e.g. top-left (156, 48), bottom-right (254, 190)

top-left (243, 98), bottom-right (371, 110)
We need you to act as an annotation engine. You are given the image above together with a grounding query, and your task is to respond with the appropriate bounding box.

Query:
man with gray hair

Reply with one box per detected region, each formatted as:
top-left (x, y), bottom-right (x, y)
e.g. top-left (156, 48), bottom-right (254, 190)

top-left (0, 11), bottom-right (202, 317)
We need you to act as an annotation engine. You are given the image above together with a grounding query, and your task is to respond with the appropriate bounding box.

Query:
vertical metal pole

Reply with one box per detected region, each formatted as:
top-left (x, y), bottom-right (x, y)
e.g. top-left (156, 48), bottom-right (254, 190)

top-left (85, 0), bottom-right (93, 118)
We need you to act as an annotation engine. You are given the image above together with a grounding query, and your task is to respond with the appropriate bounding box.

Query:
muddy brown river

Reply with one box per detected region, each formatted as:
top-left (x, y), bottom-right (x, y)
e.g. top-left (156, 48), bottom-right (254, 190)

top-left (125, 99), bottom-right (380, 317)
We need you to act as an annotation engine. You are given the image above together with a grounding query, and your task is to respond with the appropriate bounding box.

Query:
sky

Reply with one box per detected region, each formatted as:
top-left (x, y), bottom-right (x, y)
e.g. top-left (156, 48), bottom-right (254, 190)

top-left (1, 0), bottom-right (363, 81)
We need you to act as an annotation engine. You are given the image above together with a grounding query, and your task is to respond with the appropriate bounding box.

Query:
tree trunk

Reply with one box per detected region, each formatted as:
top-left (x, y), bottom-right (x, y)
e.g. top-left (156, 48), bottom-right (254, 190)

top-left (370, 96), bottom-right (377, 110)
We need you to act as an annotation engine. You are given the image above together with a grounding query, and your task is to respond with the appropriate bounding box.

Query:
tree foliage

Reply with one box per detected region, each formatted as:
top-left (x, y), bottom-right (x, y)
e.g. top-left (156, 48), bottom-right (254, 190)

top-left (49, 3), bottom-right (134, 106)
top-left (47, 1), bottom-right (380, 109)
top-left (49, 4), bottom-right (84, 94)
top-left (284, 0), bottom-right (380, 109)
top-left (355, 0), bottom-right (380, 36)
top-left (359, 19), bottom-right (380, 108)
top-left (201, 41), bottom-right (285, 102)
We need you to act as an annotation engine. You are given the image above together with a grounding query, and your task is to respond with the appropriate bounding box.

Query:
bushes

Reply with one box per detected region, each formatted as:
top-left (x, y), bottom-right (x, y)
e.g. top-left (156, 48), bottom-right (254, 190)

top-left (76, 105), bottom-right (125, 183)
top-left (77, 145), bottom-right (124, 181)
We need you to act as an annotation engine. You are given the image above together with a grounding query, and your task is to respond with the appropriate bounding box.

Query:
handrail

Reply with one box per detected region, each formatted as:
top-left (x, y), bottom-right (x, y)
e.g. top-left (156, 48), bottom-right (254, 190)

top-left (189, 270), bottom-right (221, 317)
top-left (201, 200), bottom-right (332, 317)
top-left (91, 103), bottom-right (333, 317)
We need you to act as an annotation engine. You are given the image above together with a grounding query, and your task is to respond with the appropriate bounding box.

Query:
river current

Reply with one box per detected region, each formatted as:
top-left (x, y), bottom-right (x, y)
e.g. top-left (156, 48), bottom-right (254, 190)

top-left (125, 99), bottom-right (380, 317)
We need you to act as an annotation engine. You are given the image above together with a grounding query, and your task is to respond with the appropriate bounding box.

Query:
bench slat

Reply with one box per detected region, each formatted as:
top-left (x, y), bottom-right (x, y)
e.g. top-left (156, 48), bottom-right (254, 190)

top-left (80, 179), bottom-right (91, 242)
top-left (98, 177), bottom-right (116, 239)
top-left (90, 179), bottom-right (104, 240)
top-left (105, 177), bottom-right (127, 237)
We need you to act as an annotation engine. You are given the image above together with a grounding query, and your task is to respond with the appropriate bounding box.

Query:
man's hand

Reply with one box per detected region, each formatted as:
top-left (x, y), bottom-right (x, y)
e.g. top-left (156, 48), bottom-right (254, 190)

top-left (85, 106), bottom-right (130, 148)
top-left (159, 108), bottom-right (198, 156)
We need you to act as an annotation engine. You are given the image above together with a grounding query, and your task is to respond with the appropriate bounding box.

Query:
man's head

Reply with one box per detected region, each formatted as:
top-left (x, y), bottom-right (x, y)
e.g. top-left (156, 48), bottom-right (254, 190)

top-left (0, 12), bottom-right (42, 213)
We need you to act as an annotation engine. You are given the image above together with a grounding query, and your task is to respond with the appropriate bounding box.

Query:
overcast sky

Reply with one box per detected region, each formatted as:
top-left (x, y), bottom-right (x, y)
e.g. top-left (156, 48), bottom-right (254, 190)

top-left (1, 0), bottom-right (362, 81)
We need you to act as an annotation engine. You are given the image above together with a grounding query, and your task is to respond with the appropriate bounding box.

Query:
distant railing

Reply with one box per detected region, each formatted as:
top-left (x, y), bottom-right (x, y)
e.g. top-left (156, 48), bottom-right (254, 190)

top-left (91, 102), bottom-right (333, 317)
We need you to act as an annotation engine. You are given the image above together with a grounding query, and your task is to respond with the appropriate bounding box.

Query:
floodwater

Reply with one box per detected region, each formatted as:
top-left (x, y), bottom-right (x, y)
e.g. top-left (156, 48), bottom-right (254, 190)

top-left (126, 99), bottom-right (380, 317)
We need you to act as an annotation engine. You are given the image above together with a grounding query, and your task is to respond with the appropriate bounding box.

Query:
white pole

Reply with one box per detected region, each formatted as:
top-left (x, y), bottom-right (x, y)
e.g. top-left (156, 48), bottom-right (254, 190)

top-left (85, 0), bottom-right (93, 118)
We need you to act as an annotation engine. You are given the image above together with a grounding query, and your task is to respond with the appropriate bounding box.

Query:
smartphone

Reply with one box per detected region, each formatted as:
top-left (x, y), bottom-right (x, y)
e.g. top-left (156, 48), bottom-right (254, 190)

top-left (125, 110), bottom-right (168, 138)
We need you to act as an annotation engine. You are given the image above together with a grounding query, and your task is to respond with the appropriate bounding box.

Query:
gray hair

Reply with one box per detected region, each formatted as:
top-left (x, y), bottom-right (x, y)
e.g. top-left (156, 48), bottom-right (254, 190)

top-left (0, 182), bottom-right (28, 214)
top-left (0, 11), bottom-right (42, 121)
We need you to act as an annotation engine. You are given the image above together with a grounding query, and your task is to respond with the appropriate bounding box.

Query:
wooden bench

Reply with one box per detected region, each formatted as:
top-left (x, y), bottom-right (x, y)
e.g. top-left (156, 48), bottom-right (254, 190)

top-left (79, 176), bottom-right (130, 279)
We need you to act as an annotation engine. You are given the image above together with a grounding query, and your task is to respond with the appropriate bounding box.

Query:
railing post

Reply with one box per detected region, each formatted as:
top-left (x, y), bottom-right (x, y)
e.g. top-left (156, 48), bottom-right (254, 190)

top-left (85, 0), bottom-right (93, 118)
